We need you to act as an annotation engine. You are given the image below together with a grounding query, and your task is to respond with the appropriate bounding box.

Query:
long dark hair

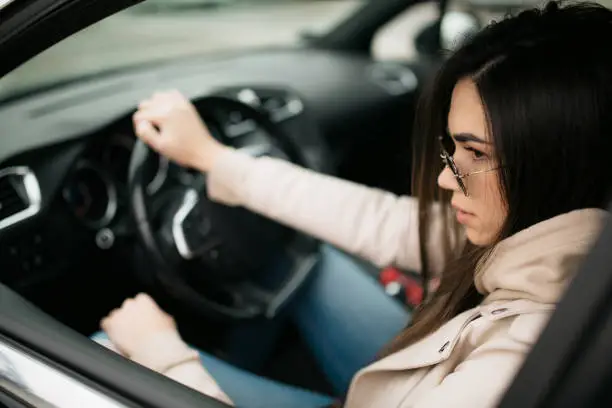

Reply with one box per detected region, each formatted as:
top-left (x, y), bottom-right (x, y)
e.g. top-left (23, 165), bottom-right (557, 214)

top-left (381, 0), bottom-right (612, 357)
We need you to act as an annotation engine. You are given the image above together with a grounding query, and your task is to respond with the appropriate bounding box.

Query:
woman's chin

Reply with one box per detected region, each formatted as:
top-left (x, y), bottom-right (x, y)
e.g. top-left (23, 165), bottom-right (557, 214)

top-left (465, 227), bottom-right (495, 247)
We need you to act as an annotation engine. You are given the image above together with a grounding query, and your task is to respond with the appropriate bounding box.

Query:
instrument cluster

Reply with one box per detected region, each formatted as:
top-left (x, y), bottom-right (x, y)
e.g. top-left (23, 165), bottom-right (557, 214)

top-left (62, 132), bottom-right (168, 229)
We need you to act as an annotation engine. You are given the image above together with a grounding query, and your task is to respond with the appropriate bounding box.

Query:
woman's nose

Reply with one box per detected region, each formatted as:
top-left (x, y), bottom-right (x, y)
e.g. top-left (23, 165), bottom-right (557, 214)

top-left (438, 166), bottom-right (460, 192)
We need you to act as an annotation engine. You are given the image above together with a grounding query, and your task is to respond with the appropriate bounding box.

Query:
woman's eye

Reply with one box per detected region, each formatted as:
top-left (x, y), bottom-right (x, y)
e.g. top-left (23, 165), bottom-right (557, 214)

top-left (465, 147), bottom-right (486, 160)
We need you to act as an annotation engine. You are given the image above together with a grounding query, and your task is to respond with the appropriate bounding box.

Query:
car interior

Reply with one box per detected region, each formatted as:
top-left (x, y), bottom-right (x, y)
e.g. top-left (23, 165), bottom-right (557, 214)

top-left (0, 0), bottom-right (460, 397)
top-left (5, 0), bottom-right (612, 407)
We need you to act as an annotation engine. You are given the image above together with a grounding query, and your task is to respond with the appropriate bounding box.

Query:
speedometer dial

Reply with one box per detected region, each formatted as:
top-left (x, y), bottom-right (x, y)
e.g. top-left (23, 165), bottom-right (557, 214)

top-left (102, 132), bottom-right (168, 194)
top-left (102, 133), bottom-right (134, 182)
top-left (62, 161), bottom-right (117, 229)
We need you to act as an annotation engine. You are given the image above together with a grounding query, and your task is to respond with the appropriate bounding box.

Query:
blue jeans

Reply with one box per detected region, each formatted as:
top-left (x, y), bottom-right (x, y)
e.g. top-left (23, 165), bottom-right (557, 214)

top-left (93, 245), bottom-right (410, 408)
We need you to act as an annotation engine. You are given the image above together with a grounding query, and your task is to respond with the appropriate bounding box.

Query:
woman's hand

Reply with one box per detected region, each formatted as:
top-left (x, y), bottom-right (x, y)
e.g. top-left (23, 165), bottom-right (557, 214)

top-left (101, 293), bottom-right (177, 357)
top-left (133, 90), bottom-right (230, 172)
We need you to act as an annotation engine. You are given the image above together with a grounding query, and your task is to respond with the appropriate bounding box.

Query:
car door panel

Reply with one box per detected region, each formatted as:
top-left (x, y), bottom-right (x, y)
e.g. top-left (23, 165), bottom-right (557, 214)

top-left (0, 283), bottom-right (229, 408)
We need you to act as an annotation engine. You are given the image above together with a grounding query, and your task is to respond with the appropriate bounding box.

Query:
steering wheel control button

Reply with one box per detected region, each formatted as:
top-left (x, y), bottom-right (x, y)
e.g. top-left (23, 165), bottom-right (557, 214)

top-left (237, 88), bottom-right (261, 106)
top-left (96, 228), bottom-right (115, 250)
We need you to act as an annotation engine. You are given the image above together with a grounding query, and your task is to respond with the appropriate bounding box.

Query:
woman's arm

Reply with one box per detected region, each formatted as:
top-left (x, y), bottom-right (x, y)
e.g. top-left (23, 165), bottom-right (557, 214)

top-left (128, 331), bottom-right (234, 406)
top-left (132, 90), bottom-right (447, 274)
top-left (207, 148), bottom-right (446, 274)
top-left (100, 294), bottom-right (234, 405)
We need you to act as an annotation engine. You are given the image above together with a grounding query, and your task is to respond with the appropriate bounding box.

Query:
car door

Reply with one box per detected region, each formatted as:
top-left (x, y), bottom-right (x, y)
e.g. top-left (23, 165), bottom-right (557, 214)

top-left (0, 1), bottom-right (229, 407)
top-left (0, 283), bottom-right (230, 408)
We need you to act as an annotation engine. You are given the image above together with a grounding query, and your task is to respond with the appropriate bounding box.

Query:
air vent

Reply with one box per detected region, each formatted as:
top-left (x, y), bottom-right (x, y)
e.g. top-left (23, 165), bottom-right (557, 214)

top-left (369, 63), bottom-right (419, 95)
top-left (0, 167), bottom-right (41, 231)
top-left (261, 94), bottom-right (304, 122)
top-left (0, 177), bottom-right (28, 218)
top-left (225, 88), bottom-right (305, 137)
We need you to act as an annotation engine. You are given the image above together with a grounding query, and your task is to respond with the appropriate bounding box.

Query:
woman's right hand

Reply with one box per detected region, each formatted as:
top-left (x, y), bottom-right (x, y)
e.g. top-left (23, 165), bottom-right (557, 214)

top-left (133, 90), bottom-right (231, 172)
top-left (101, 293), bottom-right (178, 359)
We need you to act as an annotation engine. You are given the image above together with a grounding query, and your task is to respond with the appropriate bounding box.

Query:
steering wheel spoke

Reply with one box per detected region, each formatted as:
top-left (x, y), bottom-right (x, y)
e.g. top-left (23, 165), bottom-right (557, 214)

top-left (172, 189), bottom-right (216, 259)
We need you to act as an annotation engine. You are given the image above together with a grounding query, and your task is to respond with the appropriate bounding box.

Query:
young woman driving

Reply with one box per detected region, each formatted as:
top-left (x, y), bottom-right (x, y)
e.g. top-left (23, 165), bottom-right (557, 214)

top-left (95, 2), bottom-right (612, 407)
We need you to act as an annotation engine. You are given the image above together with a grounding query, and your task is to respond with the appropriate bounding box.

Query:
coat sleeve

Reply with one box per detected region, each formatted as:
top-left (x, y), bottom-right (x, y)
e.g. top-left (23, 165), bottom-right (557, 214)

top-left (127, 331), bottom-right (234, 406)
top-left (164, 361), bottom-right (234, 406)
top-left (207, 148), bottom-right (447, 274)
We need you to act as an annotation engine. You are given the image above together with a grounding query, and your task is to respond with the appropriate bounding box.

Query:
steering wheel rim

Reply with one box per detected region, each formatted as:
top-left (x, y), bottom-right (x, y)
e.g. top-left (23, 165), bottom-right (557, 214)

top-left (128, 95), bottom-right (320, 320)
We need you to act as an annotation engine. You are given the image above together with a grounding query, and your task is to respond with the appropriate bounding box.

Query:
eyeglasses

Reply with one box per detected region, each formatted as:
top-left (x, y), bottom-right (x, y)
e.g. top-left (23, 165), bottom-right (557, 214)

top-left (438, 135), bottom-right (500, 197)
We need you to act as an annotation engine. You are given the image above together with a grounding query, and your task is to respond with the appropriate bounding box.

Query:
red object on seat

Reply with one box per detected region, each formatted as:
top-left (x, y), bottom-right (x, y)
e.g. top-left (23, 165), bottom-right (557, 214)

top-left (379, 267), bottom-right (424, 307)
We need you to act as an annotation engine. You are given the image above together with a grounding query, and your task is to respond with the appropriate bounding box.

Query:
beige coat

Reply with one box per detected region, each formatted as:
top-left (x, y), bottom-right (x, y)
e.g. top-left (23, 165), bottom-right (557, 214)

top-left (126, 149), bottom-right (607, 407)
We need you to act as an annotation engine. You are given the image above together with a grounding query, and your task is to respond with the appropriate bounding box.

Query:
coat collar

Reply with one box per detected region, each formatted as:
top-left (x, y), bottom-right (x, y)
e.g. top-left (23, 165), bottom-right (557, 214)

top-left (475, 208), bottom-right (607, 305)
top-left (356, 209), bottom-right (606, 376)
top-left (363, 307), bottom-right (481, 373)
top-left (358, 299), bottom-right (554, 375)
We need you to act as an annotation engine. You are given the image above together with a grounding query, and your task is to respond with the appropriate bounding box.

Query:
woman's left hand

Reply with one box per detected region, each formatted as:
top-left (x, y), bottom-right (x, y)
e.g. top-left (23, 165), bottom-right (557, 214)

top-left (101, 293), bottom-right (177, 357)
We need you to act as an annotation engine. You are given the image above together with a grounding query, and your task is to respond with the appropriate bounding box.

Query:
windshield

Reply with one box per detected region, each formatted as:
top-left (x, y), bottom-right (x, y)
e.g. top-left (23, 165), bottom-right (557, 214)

top-left (0, 0), bottom-right (364, 101)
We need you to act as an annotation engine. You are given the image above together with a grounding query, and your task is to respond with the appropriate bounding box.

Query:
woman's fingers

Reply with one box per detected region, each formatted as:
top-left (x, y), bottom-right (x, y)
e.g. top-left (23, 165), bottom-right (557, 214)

top-left (132, 90), bottom-right (223, 171)
top-left (133, 118), bottom-right (162, 150)
top-left (135, 90), bottom-right (194, 124)
top-left (133, 105), bottom-right (170, 124)
top-left (139, 90), bottom-right (183, 110)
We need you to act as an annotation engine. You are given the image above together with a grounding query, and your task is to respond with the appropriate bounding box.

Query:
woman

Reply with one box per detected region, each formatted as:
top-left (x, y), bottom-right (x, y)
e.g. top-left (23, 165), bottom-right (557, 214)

top-left (96, 2), bottom-right (612, 407)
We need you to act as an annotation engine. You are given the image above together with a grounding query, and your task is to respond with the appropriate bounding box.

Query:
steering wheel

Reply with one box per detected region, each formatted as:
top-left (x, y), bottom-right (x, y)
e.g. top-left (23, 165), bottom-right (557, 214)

top-left (127, 96), bottom-right (319, 320)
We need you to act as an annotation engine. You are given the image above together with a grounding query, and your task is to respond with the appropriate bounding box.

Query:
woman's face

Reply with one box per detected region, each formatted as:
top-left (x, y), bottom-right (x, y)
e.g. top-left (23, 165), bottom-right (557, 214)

top-left (437, 78), bottom-right (507, 246)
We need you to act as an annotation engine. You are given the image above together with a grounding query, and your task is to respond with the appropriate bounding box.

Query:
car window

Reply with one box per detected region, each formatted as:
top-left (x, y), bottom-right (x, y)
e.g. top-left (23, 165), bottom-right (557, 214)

top-left (0, 0), bottom-right (364, 101)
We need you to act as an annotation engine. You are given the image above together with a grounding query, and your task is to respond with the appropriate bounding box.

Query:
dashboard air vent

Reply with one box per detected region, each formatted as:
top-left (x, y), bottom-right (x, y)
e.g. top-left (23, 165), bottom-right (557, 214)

top-left (369, 62), bottom-right (418, 95)
top-left (0, 167), bottom-right (41, 231)
top-left (225, 88), bottom-right (305, 137)
top-left (260, 94), bottom-right (304, 122)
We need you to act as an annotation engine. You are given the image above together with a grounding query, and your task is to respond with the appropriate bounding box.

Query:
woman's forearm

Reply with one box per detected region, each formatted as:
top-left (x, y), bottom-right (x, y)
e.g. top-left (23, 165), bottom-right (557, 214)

top-left (206, 148), bottom-right (447, 274)
top-left (164, 361), bottom-right (233, 405)
top-left (127, 330), bottom-right (233, 405)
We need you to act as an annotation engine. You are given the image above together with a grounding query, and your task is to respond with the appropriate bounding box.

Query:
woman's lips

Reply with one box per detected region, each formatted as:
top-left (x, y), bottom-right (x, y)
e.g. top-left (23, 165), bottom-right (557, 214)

top-left (452, 204), bottom-right (474, 224)
top-left (456, 209), bottom-right (472, 224)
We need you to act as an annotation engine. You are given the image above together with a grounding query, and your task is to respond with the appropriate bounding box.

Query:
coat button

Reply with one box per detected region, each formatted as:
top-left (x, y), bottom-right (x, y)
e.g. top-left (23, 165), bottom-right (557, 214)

top-left (439, 341), bottom-right (450, 353)
top-left (491, 308), bottom-right (509, 315)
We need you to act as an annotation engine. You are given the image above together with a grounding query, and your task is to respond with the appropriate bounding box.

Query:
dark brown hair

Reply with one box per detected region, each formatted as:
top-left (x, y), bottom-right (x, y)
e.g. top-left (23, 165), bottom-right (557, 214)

top-left (379, 0), bottom-right (612, 357)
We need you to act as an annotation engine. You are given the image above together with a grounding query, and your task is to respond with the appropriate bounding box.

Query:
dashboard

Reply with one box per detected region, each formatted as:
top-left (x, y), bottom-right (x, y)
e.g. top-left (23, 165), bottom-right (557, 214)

top-left (0, 47), bottom-right (430, 294)
top-left (60, 85), bottom-right (311, 235)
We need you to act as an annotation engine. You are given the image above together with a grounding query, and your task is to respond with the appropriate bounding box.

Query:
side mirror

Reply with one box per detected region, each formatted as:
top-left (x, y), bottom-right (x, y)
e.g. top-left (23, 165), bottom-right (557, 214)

top-left (415, 11), bottom-right (481, 56)
top-left (440, 11), bottom-right (481, 50)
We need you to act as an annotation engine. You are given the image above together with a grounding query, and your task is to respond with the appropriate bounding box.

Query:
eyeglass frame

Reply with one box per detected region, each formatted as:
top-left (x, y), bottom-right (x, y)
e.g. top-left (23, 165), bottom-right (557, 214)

top-left (438, 135), bottom-right (502, 197)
